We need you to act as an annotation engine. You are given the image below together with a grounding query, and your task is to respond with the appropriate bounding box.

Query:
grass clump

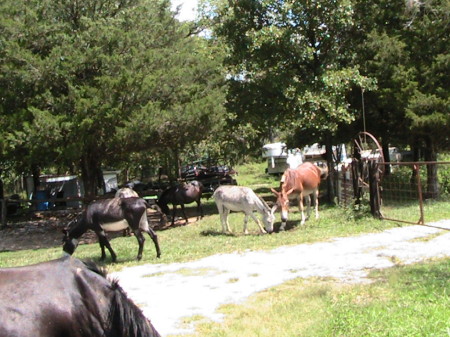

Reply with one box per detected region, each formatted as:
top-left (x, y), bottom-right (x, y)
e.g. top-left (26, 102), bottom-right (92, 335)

top-left (181, 259), bottom-right (450, 337)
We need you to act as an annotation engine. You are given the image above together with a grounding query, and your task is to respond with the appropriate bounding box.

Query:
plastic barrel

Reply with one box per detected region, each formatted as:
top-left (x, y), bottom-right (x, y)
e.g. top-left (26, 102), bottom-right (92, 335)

top-left (35, 190), bottom-right (49, 211)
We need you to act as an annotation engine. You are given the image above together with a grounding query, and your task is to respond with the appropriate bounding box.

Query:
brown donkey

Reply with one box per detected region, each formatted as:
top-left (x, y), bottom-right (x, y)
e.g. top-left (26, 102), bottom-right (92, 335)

top-left (271, 162), bottom-right (328, 230)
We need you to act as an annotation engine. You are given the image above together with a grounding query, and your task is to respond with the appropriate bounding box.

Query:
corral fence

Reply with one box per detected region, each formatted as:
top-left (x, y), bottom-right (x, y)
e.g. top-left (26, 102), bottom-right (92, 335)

top-left (0, 190), bottom-right (162, 229)
top-left (337, 161), bottom-right (450, 228)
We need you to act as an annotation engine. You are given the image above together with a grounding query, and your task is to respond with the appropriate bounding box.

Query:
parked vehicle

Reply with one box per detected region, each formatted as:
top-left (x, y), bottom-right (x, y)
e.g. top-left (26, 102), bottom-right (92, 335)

top-left (262, 142), bottom-right (304, 175)
top-left (181, 160), bottom-right (237, 192)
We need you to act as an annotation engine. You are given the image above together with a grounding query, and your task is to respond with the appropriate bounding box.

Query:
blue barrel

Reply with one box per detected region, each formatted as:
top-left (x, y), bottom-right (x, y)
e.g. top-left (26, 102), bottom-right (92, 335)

top-left (35, 190), bottom-right (49, 211)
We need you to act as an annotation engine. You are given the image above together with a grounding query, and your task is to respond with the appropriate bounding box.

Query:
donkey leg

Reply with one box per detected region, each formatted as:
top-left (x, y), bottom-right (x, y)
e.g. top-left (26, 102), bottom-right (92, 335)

top-left (133, 229), bottom-right (146, 261)
top-left (250, 212), bottom-right (266, 234)
top-left (98, 239), bottom-right (106, 261)
top-left (243, 214), bottom-right (250, 234)
top-left (299, 194), bottom-right (306, 225)
top-left (216, 202), bottom-right (226, 233)
top-left (180, 204), bottom-right (189, 225)
top-left (313, 189), bottom-right (319, 219)
top-left (96, 231), bottom-right (117, 262)
top-left (220, 209), bottom-right (228, 233)
top-left (224, 209), bottom-right (232, 233)
top-left (145, 227), bottom-right (161, 258)
top-left (171, 205), bottom-right (177, 225)
top-left (305, 195), bottom-right (311, 220)
top-left (197, 199), bottom-right (203, 220)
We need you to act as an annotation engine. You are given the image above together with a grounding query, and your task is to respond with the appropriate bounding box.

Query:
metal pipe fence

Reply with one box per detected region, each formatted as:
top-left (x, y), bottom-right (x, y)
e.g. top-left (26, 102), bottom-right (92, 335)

top-left (336, 161), bottom-right (450, 227)
top-left (378, 161), bottom-right (450, 227)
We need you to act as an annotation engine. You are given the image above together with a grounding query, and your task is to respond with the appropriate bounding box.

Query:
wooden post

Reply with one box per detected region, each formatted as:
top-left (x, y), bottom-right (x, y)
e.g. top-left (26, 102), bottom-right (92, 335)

top-left (368, 161), bottom-right (382, 218)
top-left (1, 199), bottom-right (6, 228)
top-left (351, 159), bottom-right (362, 205)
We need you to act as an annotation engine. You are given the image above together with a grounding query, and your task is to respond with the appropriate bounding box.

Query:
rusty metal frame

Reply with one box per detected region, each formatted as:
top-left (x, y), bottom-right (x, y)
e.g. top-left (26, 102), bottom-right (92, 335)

top-left (377, 161), bottom-right (450, 230)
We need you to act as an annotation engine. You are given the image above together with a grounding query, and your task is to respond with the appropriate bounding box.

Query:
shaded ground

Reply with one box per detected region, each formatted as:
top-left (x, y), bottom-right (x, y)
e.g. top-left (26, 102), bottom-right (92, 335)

top-left (0, 211), bottom-right (75, 252)
top-left (0, 207), bottom-right (200, 252)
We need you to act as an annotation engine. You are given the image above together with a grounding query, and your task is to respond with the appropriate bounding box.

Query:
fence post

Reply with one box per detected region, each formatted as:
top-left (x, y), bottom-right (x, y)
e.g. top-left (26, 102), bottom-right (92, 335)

top-left (1, 199), bottom-right (6, 228)
top-left (352, 159), bottom-right (362, 205)
top-left (368, 161), bottom-right (382, 218)
top-left (415, 164), bottom-right (425, 225)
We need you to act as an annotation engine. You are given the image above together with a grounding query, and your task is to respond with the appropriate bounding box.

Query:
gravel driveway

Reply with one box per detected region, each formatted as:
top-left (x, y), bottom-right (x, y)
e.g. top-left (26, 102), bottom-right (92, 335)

top-left (112, 220), bottom-right (450, 336)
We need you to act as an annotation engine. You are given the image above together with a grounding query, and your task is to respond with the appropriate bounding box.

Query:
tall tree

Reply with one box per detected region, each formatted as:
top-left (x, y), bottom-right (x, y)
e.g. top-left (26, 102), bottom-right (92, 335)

top-left (352, 0), bottom-right (449, 194)
top-left (208, 0), bottom-right (374, 201)
top-left (404, 0), bottom-right (449, 196)
top-left (0, 0), bottom-right (227, 195)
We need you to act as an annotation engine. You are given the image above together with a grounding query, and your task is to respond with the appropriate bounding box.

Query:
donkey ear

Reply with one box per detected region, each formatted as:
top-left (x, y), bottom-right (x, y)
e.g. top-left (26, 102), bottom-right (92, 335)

top-left (270, 188), bottom-right (279, 196)
top-left (286, 188), bottom-right (295, 195)
top-left (271, 205), bottom-right (278, 214)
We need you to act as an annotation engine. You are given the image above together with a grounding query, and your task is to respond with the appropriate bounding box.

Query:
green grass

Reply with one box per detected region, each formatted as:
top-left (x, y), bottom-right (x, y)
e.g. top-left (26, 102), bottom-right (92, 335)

top-left (0, 202), bottom-right (398, 270)
top-left (326, 259), bottom-right (450, 336)
top-left (182, 259), bottom-right (450, 337)
top-left (0, 160), bottom-right (448, 271)
top-left (1, 161), bottom-right (449, 337)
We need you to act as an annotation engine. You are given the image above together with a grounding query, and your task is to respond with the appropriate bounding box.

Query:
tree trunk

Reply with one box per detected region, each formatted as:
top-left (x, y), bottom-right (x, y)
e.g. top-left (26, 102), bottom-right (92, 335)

top-left (368, 160), bottom-right (382, 218)
top-left (80, 152), bottom-right (102, 200)
top-left (324, 134), bottom-right (335, 204)
top-left (97, 166), bottom-right (106, 195)
top-left (31, 165), bottom-right (41, 195)
top-left (424, 137), bottom-right (439, 198)
top-left (410, 138), bottom-right (421, 184)
top-left (382, 141), bottom-right (391, 175)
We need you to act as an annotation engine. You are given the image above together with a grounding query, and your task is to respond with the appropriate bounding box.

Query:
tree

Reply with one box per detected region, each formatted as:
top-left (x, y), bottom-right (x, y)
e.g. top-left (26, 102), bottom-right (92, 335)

top-left (208, 0), bottom-right (374, 201)
top-left (352, 0), bottom-right (449, 194)
top-left (404, 0), bottom-right (449, 196)
top-left (0, 0), bottom-right (227, 196)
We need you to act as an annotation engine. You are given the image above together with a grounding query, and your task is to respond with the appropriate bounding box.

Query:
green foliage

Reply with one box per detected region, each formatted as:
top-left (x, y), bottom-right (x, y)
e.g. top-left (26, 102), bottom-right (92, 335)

top-left (210, 0), bottom-right (375, 148)
top-left (353, 0), bottom-right (449, 153)
top-left (0, 0), bottom-right (227, 190)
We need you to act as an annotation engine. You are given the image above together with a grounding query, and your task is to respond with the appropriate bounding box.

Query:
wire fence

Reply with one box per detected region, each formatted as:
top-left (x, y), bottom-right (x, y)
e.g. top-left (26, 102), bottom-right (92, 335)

top-left (336, 161), bottom-right (450, 226)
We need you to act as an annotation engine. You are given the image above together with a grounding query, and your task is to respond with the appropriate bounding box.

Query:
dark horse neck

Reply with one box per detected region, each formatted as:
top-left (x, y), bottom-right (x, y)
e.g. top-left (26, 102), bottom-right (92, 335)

top-left (0, 257), bottom-right (161, 337)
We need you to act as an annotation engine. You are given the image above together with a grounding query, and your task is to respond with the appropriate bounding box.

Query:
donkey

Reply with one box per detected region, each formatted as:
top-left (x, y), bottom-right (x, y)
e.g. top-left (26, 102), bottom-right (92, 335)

top-left (63, 197), bottom-right (161, 262)
top-left (0, 256), bottom-right (161, 337)
top-left (115, 187), bottom-right (139, 236)
top-left (271, 162), bottom-right (328, 230)
top-left (115, 187), bottom-right (139, 198)
top-left (213, 185), bottom-right (276, 234)
top-left (156, 181), bottom-right (204, 226)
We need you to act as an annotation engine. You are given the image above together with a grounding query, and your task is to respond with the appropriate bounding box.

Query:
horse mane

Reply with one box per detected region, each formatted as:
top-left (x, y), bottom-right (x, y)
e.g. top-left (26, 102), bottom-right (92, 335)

top-left (190, 180), bottom-right (204, 190)
top-left (79, 260), bottom-right (160, 337)
top-left (108, 279), bottom-right (161, 337)
top-left (281, 169), bottom-right (297, 191)
top-left (82, 259), bottom-right (108, 278)
top-left (256, 195), bottom-right (270, 212)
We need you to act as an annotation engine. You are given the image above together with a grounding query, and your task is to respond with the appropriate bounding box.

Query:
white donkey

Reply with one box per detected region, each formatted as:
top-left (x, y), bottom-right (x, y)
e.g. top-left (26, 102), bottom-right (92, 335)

top-left (213, 185), bottom-right (276, 234)
top-left (115, 187), bottom-right (139, 198)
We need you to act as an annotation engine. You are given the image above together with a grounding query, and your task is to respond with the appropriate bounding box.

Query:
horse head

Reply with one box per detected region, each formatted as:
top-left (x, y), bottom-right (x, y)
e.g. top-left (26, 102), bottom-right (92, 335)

top-left (261, 209), bottom-right (274, 233)
top-left (62, 228), bottom-right (78, 255)
top-left (271, 187), bottom-right (295, 226)
top-left (261, 199), bottom-right (276, 233)
top-left (155, 197), bottom-right (170, 216)
top-left (318, 163), bottom-right (329, 180)
top-left (61, 214), bottom-right (82, 255)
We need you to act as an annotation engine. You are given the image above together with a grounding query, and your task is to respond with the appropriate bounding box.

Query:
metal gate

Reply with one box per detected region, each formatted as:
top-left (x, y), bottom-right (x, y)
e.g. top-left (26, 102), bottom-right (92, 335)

top-left (378, 161), bottom-right (450, 228)
top-left (336, 160), bottom-right (450, 228)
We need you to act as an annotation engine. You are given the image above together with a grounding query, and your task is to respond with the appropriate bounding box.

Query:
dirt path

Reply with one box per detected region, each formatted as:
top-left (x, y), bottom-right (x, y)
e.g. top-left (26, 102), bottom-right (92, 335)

top-left (112, 220), bottom-right (450, 337)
